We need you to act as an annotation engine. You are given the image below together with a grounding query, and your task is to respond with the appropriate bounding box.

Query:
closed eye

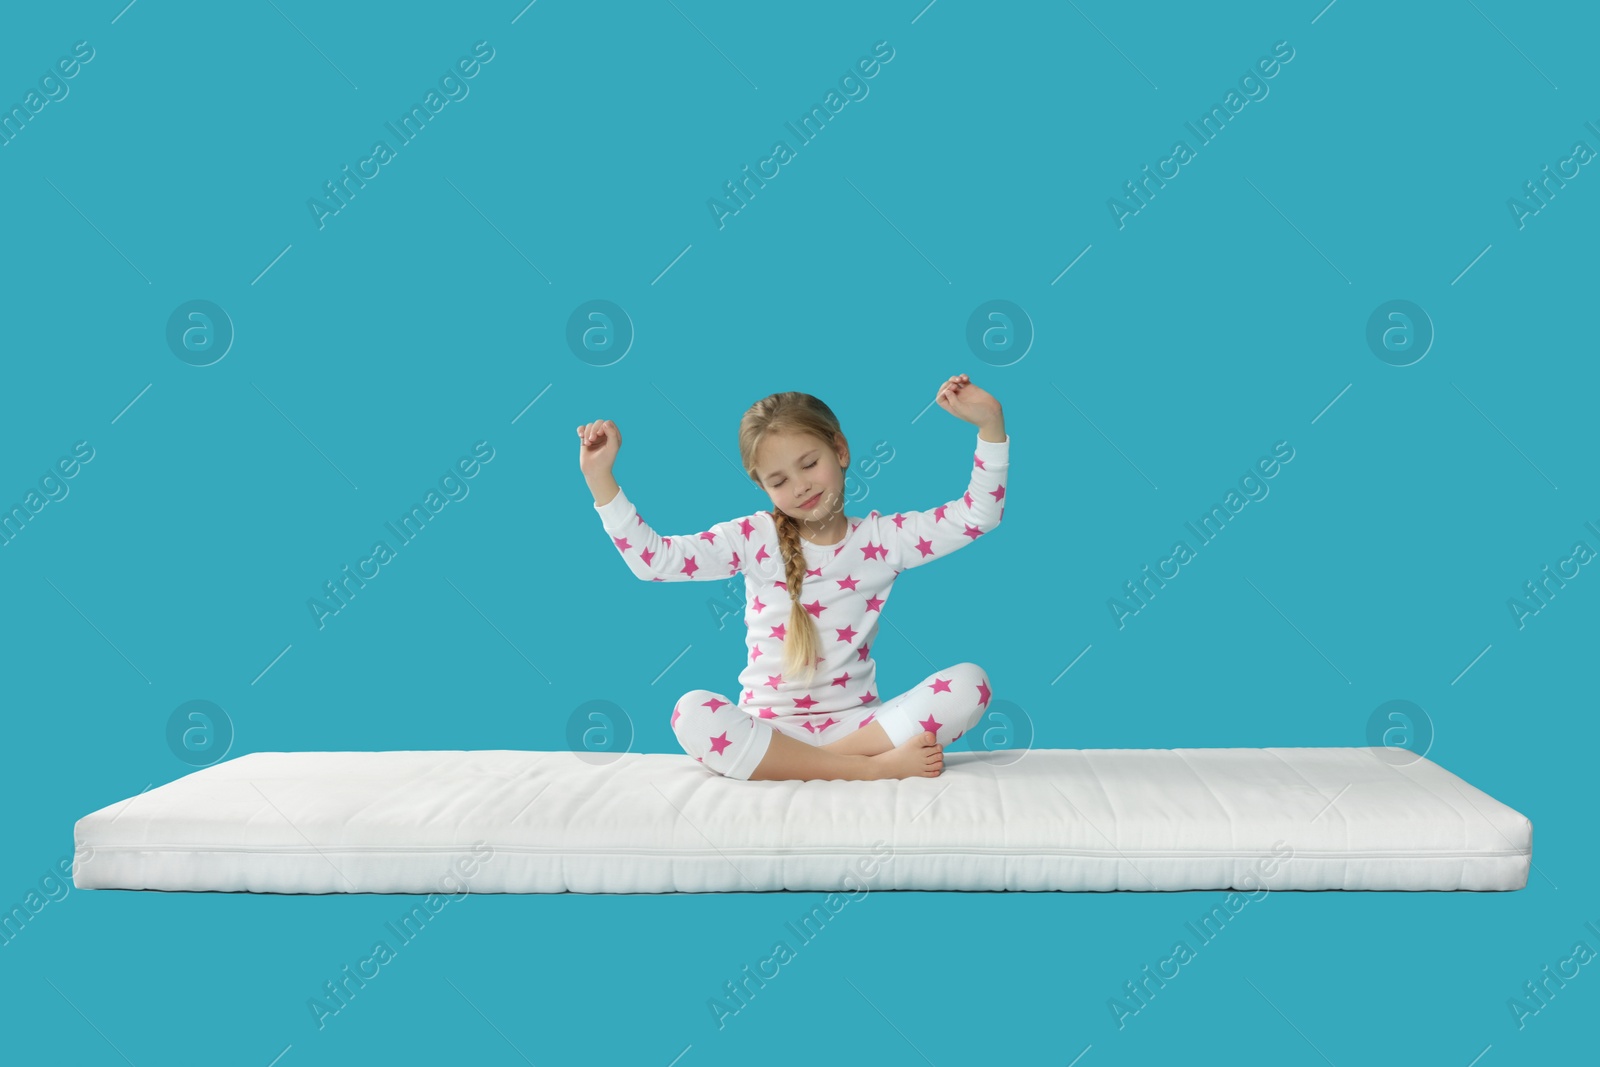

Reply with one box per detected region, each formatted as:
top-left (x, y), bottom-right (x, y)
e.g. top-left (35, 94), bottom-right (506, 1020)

top-left (772, 460), bottom-right (818, 488)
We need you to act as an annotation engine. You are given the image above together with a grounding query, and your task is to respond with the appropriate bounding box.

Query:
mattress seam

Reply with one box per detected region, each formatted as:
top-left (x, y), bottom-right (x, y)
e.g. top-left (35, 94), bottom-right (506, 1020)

top-left (76, 844), bottom-right (1531, 859)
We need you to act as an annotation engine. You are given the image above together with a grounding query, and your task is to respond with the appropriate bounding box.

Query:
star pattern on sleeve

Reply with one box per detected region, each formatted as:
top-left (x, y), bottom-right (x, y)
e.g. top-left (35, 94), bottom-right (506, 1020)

top-left (597, 495), bottom-right (757, 584)
top-left (879, 434), bottom-right (1008, 573)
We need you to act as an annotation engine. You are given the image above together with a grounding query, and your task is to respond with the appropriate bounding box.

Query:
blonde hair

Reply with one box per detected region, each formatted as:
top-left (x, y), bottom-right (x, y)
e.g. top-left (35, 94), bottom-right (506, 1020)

top-left (739, 392), bottom-right (847, 688)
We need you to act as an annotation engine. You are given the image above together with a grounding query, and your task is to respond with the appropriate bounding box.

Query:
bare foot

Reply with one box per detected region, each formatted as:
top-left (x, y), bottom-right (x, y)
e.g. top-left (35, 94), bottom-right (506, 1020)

top-left (868, 731), bottom-right (944, 779)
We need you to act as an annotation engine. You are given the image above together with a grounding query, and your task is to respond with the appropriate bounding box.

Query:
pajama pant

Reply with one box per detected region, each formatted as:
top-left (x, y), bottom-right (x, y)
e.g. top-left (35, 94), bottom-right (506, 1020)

top-left (669, 662), bottom-right (993, 780)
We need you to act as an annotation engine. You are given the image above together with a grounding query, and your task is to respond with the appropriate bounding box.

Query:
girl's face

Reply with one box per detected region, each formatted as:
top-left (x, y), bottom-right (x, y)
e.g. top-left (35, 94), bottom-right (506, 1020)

top-left (755, 430), bottom-right (849, 529)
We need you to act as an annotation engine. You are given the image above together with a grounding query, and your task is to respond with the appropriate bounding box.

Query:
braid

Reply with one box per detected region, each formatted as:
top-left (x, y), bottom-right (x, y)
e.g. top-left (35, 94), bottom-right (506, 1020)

top-left (771, 508), bottom-right (820, 686)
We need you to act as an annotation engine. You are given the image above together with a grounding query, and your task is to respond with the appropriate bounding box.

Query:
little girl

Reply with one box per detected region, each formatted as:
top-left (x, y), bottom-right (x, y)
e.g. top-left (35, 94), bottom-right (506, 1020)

top-left (577, 374), bottom-right (1009, 782)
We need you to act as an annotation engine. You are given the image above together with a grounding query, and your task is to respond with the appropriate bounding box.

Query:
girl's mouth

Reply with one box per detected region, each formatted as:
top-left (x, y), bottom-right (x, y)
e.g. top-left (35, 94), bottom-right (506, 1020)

top-left (800, 493), bottom-right (822, 509)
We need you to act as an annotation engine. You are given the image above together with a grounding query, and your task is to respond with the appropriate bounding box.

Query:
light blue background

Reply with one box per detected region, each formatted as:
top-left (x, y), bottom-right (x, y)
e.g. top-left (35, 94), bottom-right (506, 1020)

top-left (2, 1), bottom-right (1594, 1062)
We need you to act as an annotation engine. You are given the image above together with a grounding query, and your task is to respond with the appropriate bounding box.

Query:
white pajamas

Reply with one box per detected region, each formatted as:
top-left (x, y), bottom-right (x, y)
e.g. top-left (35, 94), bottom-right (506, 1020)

top-left (595, 430), bottom-right (1010, 779)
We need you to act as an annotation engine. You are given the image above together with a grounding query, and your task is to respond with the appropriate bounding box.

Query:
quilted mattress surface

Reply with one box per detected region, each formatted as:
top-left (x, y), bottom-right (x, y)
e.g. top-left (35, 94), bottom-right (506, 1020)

top-left (71, 747), bottom-right (1533, 893)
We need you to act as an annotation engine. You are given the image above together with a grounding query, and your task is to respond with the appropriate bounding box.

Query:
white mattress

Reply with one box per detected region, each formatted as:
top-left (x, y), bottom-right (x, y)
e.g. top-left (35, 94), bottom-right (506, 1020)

top-left (72, 747), bottom-right (1532, 893)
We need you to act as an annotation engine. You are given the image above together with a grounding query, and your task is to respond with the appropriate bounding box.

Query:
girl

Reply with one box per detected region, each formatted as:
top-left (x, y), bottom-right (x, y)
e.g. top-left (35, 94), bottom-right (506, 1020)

top-left (577, 373), bottom-right (1009, 782)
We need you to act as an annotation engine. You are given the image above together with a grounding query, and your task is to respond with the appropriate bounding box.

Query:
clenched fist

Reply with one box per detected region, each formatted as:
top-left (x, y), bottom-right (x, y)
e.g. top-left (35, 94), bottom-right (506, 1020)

top-left (577, 419), bottom-right (621, 478)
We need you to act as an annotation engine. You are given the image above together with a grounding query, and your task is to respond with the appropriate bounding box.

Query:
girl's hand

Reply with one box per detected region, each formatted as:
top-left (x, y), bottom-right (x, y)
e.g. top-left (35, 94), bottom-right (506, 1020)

top-left (577, 419), bottom-right (621, 476)
top-left (934, 374), bottom-right (1001, 428)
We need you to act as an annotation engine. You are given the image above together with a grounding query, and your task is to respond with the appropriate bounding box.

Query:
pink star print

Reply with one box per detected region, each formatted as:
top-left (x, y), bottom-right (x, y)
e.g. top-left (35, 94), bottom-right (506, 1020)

top-left (933, 505), bottom-right (948, 523)
top-left (989, 484), bottom-right (1005, 502)
top-left (641, 547), bottom-right (655, 565)
top-left (801, 720), bottom-right (817, 733)
top-left (835, 625), bottom-right (857, 643)
top-left (770, 623), bottom-right (787, 639)
top-left (891, 513), bottom-right (907, 529)
top-left (837, 575), bottom-right (860, 591)
top-left (758, 708), bottom-right (776, 718)
top-left (751, 596), bottom-right (766, 613)
top-left (963, 491), bottom-right (973, 508)
top-left (803, 600), bottom-right (825, 618)
top-left (860, 542), bottom-right (887, 562)
top-left (709, 732), bottom-right (733, 755)
top-left (704, 696), bottom-right (729, 712)
top-left (794, 694), bottom-right (818, 710)
top-left (671, 707), bottom-right (682, 727)
top-left (860, 692), bottom-right (876, 705)
top-left (961, 523), bottom-right (983, 541)
top-left (612, 535), bottom-right (632, 552)
top-left (929, 677), bottom-right (952, 695)
top-left (865, 595), bottom-right (884, 612)
top-left (973, 454), bottom-right (986, 470)
top-left (699, 531), bottom-right (718, 545)
top-left (740, 518), bottom-right (755, 537)
top-left (857, 712), bottom-right (876, 728)
top-left (856, 643), bottom-right (871, 662)
top-left (681, 556), bottom-right (699, 577)
top-left (915, 537), bottom-right (934, 558)
top-left (751, 645), bottom-right (763, 661)
top-left (977, 680), bottom-right (992, 708)
top-left (806, 566), bottom-right (822, 578)
top-left (831, 672), bottom-right (852, 687)
top-left (765, 675), bottom-right (784, 689)
top-left (919, 714), bottom-right (943, 736)
top-left (817, 717), bottom-right (838, 731)
top-left (756, 545), bottom-right (770, 565)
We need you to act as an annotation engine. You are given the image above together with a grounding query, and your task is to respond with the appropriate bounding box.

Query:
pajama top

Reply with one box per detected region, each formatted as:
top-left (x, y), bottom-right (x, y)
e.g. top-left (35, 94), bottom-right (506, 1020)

top-left (594, 430), bottom-right (1010, 724)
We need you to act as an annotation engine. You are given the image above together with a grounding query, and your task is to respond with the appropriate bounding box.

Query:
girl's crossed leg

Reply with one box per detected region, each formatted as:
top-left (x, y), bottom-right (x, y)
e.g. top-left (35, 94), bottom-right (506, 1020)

top-left (668, 662), bottom-right (992, 781)
top-left (820, 662), bottom-right (992, 756)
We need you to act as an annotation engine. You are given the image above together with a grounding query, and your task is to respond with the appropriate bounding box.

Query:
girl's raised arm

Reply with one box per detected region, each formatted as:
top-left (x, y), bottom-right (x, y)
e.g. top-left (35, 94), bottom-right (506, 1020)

top-left (594, 488), bottom-right (749, 583)
top-left (880, 428), bottom-right (1009, 573)
top-left (580, 418), bottom-right (749, 583)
